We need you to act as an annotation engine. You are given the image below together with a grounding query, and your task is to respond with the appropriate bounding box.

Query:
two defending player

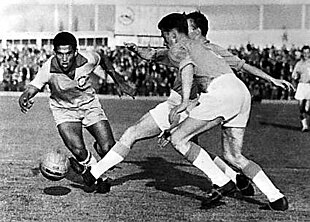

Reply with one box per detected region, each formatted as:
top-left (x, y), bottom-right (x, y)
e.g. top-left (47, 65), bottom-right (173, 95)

top-left (69, 12), bottom-right (293, 211)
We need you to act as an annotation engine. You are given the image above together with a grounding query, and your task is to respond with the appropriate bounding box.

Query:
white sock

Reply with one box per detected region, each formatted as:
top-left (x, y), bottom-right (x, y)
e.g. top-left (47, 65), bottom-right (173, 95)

top-left (252, 171), bottom-right (284, 202)
top-left (91, 142), bottom-right (130, 179)
top-left (213, 156), bottom-right (238, 183)
top-left (301, 118), bottom-right (308, 129)
top-left (192, 149), bottom-right (231, 187)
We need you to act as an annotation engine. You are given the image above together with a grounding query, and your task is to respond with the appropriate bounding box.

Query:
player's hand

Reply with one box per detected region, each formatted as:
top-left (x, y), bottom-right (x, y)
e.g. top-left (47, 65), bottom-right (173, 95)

top-left (157, 130), bottom-right (171, 149)
top-left (19, 94), bottom-right (34, 113)
top-left (271, 78), bottom-right (296, 92)
top-left (124, 42), bottom-right (138, 52)
top-left (114, 72), bottom-right (137, 99)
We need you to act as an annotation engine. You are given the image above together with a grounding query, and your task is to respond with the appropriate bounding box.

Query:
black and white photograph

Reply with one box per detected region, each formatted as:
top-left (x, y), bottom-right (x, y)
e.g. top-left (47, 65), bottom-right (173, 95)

top-left (0, 0), bottom-right (309, 221)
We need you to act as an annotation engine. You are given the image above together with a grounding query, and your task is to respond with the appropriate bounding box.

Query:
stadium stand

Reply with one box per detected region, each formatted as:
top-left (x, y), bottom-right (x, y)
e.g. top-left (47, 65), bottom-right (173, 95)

top-left (0, 43), bottom-right (301, 100)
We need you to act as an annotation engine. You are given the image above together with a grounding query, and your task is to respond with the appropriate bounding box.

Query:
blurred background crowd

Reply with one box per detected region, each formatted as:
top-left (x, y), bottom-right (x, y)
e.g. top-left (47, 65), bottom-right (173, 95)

top-left (0, 42), bottom-right (301, 101)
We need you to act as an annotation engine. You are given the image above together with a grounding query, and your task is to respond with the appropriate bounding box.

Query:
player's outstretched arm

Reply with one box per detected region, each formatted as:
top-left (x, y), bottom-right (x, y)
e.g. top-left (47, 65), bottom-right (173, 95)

top-left (124, 42), bottom-right (173, 66)
top-left (242, 63), bottom-right (295, 92)
top-left (124, 42), bottom-right (156, 61)
top-left (19, 85), bottom-right (40, 113)
top-left (99, 53), bottom-right (136, 99)
top-left (207, 43), bottom-right (295, 92)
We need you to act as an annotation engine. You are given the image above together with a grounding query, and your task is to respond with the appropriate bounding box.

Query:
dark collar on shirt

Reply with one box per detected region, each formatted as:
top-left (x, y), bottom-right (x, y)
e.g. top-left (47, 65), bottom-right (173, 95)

top-left (50, 53), bottom-right (88, 73)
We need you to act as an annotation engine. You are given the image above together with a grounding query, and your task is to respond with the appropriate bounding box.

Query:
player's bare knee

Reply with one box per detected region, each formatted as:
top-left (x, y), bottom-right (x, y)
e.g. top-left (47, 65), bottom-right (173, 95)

top-left (170, 135), bottom-right (189, 155)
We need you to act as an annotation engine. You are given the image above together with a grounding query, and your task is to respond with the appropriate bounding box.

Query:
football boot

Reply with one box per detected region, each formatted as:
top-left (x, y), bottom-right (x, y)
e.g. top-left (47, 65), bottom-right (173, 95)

top-left (260, 196), bottom-right (288, 211)
top-left (236, 174), bottom-right (255, 196)
top-left (204, 180), bottom-right (237, 204)
top-left (69, 157), bottom-right (111, 193)
top-left (95, 177), bottom-right (111, 194)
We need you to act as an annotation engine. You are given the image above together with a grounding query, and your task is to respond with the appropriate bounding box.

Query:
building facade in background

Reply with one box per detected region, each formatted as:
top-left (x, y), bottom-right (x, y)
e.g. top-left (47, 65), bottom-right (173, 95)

top-left (0, 0), bottom-right (309, 49)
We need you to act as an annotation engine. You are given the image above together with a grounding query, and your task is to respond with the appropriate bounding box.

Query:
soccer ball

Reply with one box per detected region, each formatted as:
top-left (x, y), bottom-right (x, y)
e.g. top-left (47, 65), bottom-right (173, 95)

top-left (39, 150), bottom-right (70, 181)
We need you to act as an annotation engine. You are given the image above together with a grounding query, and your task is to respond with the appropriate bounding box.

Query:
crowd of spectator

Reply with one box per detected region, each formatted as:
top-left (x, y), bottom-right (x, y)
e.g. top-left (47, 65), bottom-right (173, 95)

top-left (0, 42), bottom-right (302, 100)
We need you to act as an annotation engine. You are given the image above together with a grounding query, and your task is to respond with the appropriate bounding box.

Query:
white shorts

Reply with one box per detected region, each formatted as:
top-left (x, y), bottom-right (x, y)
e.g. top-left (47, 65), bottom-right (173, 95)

top-left (189, 73), bottom-right (251, 128)
top-left (149, 90), bottom-right (188, 131)
top-left (295, 83), bottom-right (310, 100)
top-left (51, 97), bottom-right (108, 127)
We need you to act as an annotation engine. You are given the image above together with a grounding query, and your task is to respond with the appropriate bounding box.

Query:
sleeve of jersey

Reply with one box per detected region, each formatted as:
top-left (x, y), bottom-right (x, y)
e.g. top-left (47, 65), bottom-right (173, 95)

top-left (208, 43), bottom-right (245, 71)
top-left (153, 49), bottom-right (174, 66)
top-left (90, 51), bottom-right (101, 67)
top-left (29, 63), bottom-right (50, 90)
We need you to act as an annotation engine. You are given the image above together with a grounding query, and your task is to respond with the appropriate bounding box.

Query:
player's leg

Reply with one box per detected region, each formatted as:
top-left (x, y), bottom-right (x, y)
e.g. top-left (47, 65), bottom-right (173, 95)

top-left (168, 74), bottom-right (243, 191)
top-left (57, 122), bottom-right (89, 162)
top-left (299, 99), bottom-right (309, 132)
top-left (169, 116), bottom-right (236, 199)
top-left (69, 112), bottom-right (162, 191)
top-left (87, 120), bottom-right (115, 158)
top-left (211, 153), bottom-right (254, 196)
top-left (83, 112), bottom-right (161, 182)
top-left (304, 99), bottom-right (310, 131)
top-left (222, 127), bottom-right (288, 211)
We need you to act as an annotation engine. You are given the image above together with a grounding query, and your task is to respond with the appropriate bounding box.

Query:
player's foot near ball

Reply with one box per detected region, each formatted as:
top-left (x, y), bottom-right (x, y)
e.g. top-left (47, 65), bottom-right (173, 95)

top-left (69, 158), bottom-right (96, 185)
top-left (236, 174), bottom-right (255, 196)
top-left (260, 196), bottom-right (288, 211)
top-left (69, 157), bottom-right (111, 193)
top-left (95, 177), bottom-right (111, 194)
top-left (203, 180), bottom-right (237, 205)
top-left (82, 177), bottom-right (111, 194)
top-left (82, 168), bottom-right (111, 194)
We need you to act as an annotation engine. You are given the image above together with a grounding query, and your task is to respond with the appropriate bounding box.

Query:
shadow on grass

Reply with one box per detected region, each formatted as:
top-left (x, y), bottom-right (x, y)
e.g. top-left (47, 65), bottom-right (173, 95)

top-left (259, 121), bottom-right (300, 131)
top-left (62, 156), bottom-right (264, 208)
top-left (113, 157), bottom-right (264, 208)
top-left (44, 186), bottom-right (71, 196)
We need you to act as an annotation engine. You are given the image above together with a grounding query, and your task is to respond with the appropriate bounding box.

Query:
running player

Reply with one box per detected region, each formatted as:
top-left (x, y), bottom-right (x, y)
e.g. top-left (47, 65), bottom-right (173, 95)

top-left (156, 13), bottom-right (288, 211)
top-left (292, 45), bottom-right (310, 132)
top-left (122, 11), bottom-right (293, 196)
top-left (19, 31), bottom-right (136, 192)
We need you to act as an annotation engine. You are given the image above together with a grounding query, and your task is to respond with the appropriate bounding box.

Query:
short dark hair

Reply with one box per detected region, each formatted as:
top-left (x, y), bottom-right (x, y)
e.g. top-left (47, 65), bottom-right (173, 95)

top-left (186, 11), bottom-right (209, 37)
top-left (53, 32), bottom-right (77, 51)
top-left (157, 13), bottom-right (188, 34)
top-left (302, 45), bottom-right (310, 51)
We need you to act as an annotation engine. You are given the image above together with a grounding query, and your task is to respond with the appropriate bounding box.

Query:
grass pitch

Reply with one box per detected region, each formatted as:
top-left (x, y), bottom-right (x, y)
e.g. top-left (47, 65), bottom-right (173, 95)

top-left (0, 93), bottom-right (309, 221)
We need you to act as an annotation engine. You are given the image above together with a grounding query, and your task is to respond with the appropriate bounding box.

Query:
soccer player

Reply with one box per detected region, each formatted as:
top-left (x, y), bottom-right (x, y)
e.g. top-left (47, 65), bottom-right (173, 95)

top-left (292, 45), bottom-right (310, 132)
top-left (19, 31), bottom-right (136, 192)
top-left (156, 13), bottom-right (288, 211)
top-left (122, 11), bottom-right (294, 196)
